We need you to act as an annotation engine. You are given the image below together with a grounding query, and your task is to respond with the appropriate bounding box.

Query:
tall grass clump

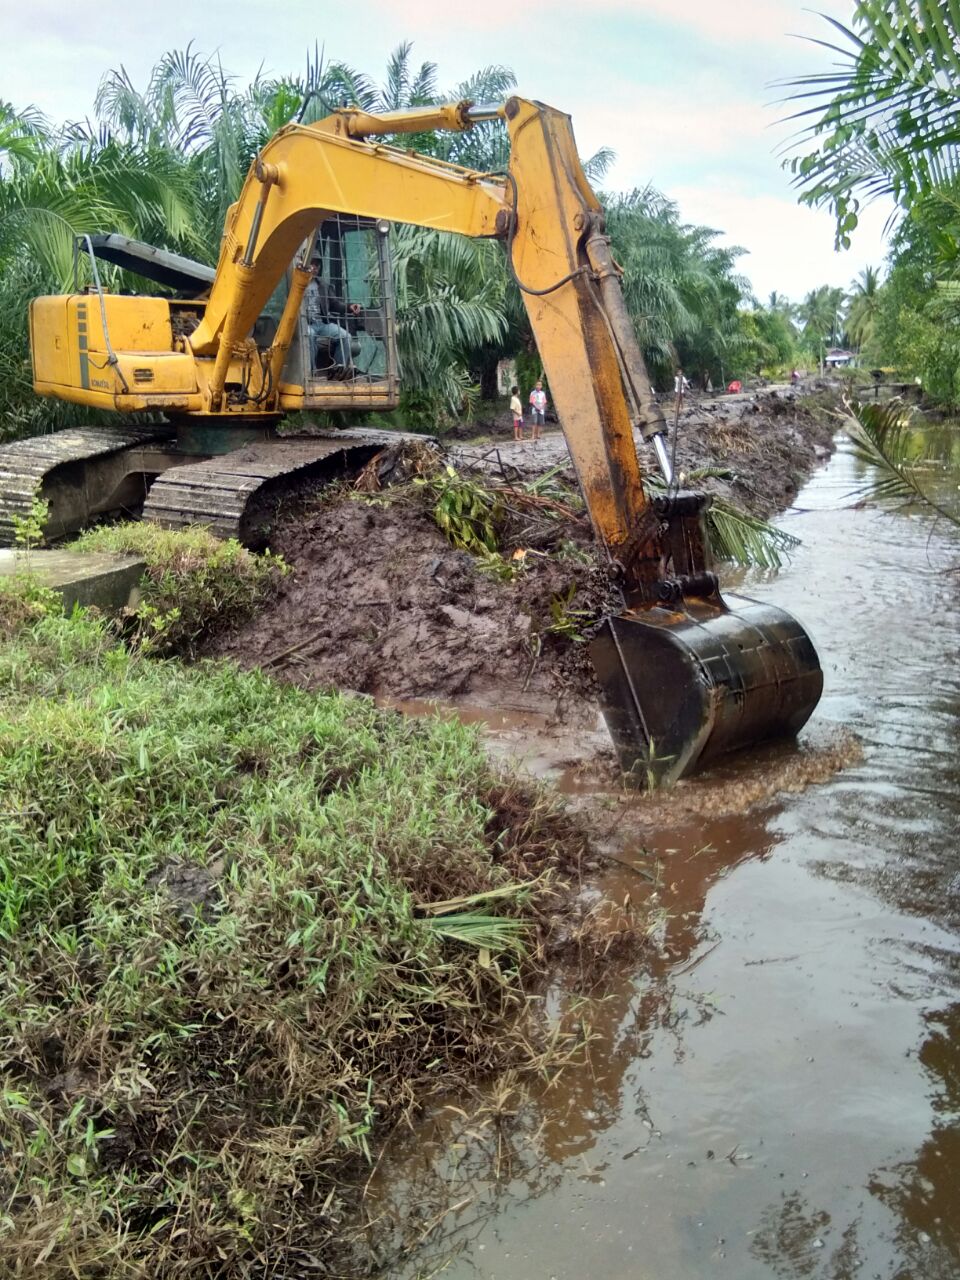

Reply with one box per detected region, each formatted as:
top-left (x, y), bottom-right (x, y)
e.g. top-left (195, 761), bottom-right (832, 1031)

top-left (0, 607), bottom-right (585, 1277)
top-left (71, 523), bottom-right (288, 655)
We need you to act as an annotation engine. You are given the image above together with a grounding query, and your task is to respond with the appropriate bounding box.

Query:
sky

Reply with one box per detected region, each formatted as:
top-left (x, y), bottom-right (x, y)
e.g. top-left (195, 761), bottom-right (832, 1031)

top-left (1, 0), bottom-right (893, 301)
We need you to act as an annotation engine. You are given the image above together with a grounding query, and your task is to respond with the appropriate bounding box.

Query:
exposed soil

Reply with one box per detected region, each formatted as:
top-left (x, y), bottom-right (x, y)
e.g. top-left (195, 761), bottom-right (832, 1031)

top-left (208, 494), bottom-right (603, 717)
top-left (208, 387), bottom-right (840, 786)
top-left (453, 384), bottom-right (837, 520)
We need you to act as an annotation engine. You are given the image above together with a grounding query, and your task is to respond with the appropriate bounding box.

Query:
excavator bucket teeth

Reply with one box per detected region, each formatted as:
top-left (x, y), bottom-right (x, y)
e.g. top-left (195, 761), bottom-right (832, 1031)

top-left (590, 594), bottom-right (823, 785)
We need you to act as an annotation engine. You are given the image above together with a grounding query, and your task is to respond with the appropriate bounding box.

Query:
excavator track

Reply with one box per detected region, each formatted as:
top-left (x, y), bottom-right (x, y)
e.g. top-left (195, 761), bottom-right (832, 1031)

top-left (0, 425), bottom-right (173, 544)
top-left (141, 429), bottom-right (432, 546)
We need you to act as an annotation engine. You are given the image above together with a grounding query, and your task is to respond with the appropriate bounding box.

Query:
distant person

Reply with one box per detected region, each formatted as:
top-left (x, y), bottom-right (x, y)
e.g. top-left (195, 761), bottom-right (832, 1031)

top-left (529, 379), bottom-right (547, 442)
top-left (510, 384), bottom-right (524, 441)
top-left (790, 368), bottom-right (800, 386)
top-left (674, 368), bottom-right (688, 403)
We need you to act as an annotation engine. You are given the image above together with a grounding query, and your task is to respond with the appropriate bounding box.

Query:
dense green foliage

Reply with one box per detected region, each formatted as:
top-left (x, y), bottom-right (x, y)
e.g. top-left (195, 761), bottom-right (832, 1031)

top-left (0, 597), bottom-right (581, 1275)
top-left (783, 3), bottom-right (960, 404)
top-left (0, 41), bottom-right (811, 441)
top-left (72, 522), bottom-right (288, 655)
top-left (784, 1), bottom-right (960, 246)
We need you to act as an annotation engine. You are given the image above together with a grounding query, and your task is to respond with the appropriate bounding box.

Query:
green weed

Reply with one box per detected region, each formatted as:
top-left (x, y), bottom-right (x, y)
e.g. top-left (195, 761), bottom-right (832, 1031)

top-left (71, 523), bottom-right (288, 655)
top-left (0, 608), bottom-right (588, 1276)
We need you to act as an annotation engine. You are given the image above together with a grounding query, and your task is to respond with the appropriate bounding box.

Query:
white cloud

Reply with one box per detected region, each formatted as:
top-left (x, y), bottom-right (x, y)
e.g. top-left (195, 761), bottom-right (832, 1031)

top-left (667, 186), bottom-right (894, 300)
top-left (1, 0), bottom-right (891, 305)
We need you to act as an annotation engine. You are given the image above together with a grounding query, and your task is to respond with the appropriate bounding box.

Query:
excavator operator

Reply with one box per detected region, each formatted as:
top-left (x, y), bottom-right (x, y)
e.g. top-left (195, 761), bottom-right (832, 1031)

top-left (307, 272), bottom-right (360, 378)
top-left (306, 223), bottom-right (362, 379)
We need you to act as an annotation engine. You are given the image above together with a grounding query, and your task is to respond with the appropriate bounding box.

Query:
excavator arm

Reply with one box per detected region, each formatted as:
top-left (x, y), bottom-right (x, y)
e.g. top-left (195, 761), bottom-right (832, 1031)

top-left (187, 96), bottom-right (671, 586)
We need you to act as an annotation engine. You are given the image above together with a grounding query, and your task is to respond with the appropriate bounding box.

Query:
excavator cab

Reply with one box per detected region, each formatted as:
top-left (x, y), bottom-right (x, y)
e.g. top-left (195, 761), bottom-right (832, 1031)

top-left (257, 215), bottom-right (399, 408)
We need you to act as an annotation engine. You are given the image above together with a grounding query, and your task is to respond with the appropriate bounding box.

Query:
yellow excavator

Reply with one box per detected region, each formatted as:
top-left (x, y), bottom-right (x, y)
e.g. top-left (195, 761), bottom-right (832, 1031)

top-left (2, 96), bottom-right (822, 782)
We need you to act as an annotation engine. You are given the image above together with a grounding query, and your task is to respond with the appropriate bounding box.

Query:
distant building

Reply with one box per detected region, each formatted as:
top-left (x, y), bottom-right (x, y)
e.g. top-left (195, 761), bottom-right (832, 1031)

top-left (496, 358), bottom-right (518, 396)
top-left (824, 347), bottom-right (857, 368)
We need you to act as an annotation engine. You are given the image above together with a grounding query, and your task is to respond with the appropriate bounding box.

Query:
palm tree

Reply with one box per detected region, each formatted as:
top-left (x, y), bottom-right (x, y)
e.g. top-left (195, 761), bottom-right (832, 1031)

top-left (0, 98), bottom-right (204, 440)
top-left (766, 290), bottom-right (798, 324)
top-left (846, 266), bottom-right (882, 350)
top-left (391, 225), bottom-right (508, 420)
top-left (783, 2), bottom-right (960, 245)
top-left (797, 285), bottom-right (847, 357)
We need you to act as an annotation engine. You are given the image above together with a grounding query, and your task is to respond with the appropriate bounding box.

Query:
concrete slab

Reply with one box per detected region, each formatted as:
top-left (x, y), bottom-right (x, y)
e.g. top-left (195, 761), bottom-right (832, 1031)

top-left (0, 549), bottom-right (146, 614)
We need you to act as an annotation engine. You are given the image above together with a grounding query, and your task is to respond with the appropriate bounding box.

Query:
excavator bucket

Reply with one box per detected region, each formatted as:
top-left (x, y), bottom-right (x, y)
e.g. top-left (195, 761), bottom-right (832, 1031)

top-left (590, 591), bottom-right (823, 785)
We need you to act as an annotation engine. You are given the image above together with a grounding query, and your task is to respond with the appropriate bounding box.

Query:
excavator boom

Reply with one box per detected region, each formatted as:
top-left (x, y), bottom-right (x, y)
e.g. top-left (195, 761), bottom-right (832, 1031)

top-left (18, 94), bottom-right (822, 782)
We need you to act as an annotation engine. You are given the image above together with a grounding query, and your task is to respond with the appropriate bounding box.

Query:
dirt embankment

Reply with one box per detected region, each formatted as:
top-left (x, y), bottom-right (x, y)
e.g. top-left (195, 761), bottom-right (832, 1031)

top-left (208, 388), bottom-right (838, 766)
top-left (208, 495), bottom-right (601, 714)
top-left (454, 385), bottom-right (837, 520)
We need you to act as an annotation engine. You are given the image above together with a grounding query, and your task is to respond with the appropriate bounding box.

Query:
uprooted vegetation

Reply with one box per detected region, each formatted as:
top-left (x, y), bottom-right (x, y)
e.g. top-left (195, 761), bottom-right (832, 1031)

top-left (0, 595), bottom-right (642, 1277)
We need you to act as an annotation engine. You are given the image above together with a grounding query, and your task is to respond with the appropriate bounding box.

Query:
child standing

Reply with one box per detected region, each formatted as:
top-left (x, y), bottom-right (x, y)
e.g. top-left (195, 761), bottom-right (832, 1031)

top-left (510, 385), bottom-right (524, 440)
top-left (529, 379), bottom-right (547, 442)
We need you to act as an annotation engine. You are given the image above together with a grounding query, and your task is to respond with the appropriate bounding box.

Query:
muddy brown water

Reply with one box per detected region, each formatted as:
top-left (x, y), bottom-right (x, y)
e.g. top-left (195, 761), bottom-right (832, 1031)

top-left (374, 432), bottom-right (960, 1279)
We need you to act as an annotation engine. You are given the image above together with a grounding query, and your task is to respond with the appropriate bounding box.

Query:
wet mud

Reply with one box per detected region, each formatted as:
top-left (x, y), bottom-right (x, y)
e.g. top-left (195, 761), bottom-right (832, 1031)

top-left (367, 432), bottom-right (960, 1279)
top-left (206, 495), bottom-right (601, 716)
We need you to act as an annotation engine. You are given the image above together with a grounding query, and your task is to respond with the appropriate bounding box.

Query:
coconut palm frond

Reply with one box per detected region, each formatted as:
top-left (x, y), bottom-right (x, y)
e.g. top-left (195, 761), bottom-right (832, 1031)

top-left (644, 475), bottom-right (801, 570)
top-left (582, 146), bottom-right (616, 183)
top-left (0, 102), bottom-right (49, 167)
top-left (450, 65), bottom-right (517, 107)
top-left (707, 501), bottom-right (801, 570)
top-left (781, 2), bottom-right (960, 240)
top-left (843, 401), bottom-right (960, 527)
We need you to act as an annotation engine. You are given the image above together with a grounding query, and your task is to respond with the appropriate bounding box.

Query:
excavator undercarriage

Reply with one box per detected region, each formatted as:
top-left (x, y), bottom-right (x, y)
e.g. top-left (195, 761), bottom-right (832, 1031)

top-left (0, 425), bottom-right (426, 546)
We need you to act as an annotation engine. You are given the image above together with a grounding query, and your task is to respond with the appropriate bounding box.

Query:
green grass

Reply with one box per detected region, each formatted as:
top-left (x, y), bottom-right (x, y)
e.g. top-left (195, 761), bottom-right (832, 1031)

top-left (0, 602), bottom-right (584, 1277)
top-left (71, 523), bottom-right (287, 656)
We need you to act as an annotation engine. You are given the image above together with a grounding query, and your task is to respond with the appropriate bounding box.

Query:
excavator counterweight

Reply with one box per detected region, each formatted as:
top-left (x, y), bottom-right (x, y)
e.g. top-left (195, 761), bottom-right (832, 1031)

top-left (11, 93), bottom-right (822, 784)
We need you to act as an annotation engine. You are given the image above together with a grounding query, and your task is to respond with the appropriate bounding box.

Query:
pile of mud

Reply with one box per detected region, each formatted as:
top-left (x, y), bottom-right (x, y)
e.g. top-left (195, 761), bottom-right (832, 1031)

top-left (207, 494), bottom-right (601, 715)
top-left (209, 389), bottom-right (842, 785)
top-left (455, 387), bottom-right (837, 523)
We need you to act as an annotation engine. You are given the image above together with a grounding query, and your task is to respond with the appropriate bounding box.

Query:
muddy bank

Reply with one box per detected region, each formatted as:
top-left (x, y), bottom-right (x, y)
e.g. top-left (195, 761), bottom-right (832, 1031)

top-left (207, 492), bottom-right (603, 720)
top-left (454, 385), bottom-right (837, 521)
top-left (209, 388), bottom-right (838, 777)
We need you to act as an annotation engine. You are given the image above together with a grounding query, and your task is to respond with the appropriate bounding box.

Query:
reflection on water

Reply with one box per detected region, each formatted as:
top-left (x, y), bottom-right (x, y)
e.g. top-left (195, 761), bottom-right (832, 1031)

top-left (375, 434), bottom-right (960, 1280)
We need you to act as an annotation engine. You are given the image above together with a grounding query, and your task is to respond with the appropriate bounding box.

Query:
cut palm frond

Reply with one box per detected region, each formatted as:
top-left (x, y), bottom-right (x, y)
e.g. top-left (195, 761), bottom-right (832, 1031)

top-left (707, 501), bottom-right (801, 570)
top-left (646, 477), bottom-right (800, 569)
top-left (843, 400), bottom-right (960, 528)
top-left (416, 883), bottom-right (532, 915)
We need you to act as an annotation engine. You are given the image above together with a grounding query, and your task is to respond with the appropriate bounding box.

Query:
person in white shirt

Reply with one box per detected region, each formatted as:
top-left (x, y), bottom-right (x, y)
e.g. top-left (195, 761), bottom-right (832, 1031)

top-left (529, 380), bottom-right (548, 442)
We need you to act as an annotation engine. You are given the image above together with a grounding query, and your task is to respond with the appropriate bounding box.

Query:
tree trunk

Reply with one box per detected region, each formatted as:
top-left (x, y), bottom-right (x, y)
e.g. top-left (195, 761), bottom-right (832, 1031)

top-left (478, 352), bottom-right (499, 402)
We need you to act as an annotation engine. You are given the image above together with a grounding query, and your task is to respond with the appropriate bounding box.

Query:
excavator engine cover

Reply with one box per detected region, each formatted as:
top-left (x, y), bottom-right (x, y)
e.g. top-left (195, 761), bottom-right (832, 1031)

top-left (590, 593), bottom-right (823, 785)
